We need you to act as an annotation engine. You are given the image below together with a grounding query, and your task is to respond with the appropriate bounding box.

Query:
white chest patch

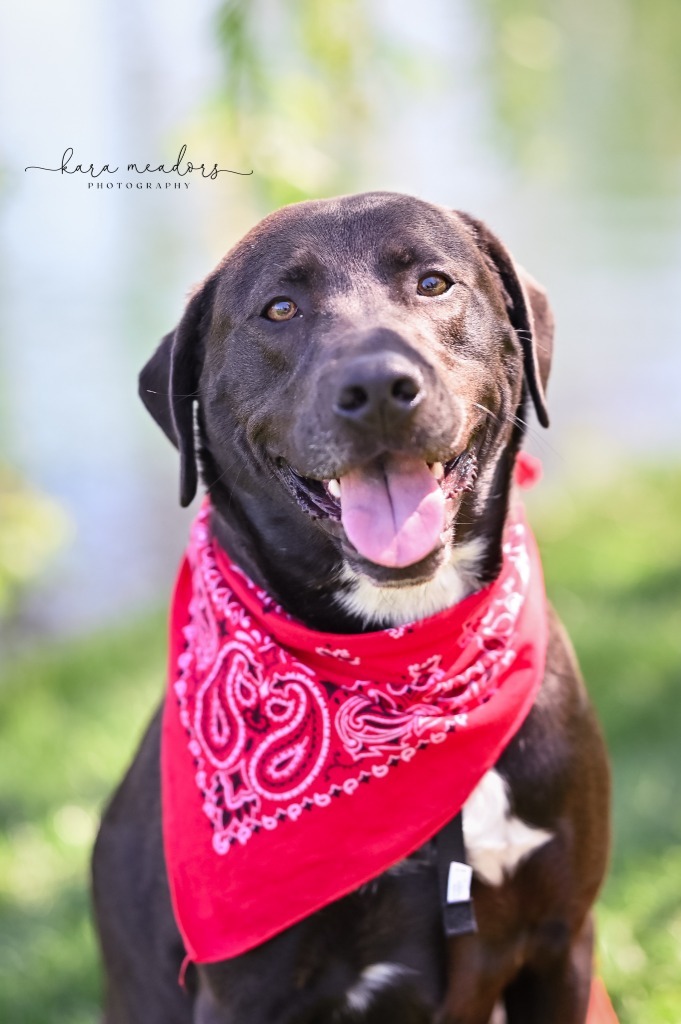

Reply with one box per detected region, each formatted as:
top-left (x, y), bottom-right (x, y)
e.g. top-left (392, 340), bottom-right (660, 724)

top-left (335, 539), bottom-right (485, 627)
top-left (461, 769), bottom-right (552, 886)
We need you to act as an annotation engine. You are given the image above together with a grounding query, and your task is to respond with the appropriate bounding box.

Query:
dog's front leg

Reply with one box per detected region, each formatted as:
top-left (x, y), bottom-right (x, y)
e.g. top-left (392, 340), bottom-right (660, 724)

top-left (439, 932), bottom-right (514, 1024)
top-left (502, 915), bottom-right (594, 1024)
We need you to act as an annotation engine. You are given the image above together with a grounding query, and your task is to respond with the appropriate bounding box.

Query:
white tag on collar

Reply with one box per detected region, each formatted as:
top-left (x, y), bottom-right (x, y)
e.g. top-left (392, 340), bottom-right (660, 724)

top-left (446, 861), bottom-right (473, 904)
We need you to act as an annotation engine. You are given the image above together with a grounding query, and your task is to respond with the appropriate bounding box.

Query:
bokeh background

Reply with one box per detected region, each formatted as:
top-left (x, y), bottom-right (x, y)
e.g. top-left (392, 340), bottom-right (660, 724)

top-left (0, 1), bottom-right (679, 1021)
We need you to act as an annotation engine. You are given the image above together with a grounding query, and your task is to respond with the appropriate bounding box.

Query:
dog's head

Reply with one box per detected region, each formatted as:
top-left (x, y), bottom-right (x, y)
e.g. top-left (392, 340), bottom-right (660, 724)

top-left (140, 193), bottom-right (553, 625)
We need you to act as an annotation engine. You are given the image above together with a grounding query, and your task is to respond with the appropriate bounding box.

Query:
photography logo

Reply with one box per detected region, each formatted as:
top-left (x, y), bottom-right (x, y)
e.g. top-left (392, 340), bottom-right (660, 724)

top-left (25, 144), bottom-right (252, 190)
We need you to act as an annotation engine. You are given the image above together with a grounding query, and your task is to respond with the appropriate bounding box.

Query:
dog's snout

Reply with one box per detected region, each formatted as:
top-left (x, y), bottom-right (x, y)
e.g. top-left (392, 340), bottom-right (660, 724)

top-left (333, 356), bottom-right (425, 425)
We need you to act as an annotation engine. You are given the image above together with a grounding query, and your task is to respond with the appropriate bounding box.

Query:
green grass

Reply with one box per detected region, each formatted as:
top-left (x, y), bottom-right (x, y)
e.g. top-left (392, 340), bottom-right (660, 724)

top-left (1, 466), bottom-right (679, 1023)
top-left (0, 615), bottom-right (167, 1024)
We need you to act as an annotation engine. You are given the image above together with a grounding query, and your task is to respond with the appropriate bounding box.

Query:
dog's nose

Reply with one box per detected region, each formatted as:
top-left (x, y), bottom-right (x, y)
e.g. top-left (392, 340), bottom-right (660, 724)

top-left (333, 355), bottom-right (425, 425)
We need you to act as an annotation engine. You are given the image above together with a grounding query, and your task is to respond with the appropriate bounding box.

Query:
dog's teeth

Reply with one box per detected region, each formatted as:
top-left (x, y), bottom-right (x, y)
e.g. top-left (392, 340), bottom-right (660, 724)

top-left (430, 462), bottom-right (444, 481)
top-left (327, 479), bottom-right (341, 498)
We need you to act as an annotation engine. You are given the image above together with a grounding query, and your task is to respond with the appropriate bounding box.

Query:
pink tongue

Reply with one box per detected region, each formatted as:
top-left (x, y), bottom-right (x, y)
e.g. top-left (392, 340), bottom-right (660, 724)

top-left (339, 455), bottom-right (446, 568)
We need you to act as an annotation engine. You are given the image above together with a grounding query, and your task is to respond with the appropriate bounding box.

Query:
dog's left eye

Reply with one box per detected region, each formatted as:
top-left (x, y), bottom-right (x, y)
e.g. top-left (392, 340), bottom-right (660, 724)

top-left (417, 273), bottom-right (452, 296)
top-left (263, 297), bottom-right (299, 321)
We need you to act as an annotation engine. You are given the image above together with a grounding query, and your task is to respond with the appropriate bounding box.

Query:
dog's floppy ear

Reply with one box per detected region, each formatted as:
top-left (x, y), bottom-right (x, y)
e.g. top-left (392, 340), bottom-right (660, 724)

top-left (138, 278), bottom-right (214, 507)
top-left (456, 212), bottom-right (554, 428)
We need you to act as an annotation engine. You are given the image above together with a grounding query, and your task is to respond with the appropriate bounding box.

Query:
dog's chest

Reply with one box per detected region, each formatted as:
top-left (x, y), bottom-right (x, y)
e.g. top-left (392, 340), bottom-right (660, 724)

top-left (385, 769), bottom-right (552, 888)
top-left (461, 768), bottom-right (552, 885)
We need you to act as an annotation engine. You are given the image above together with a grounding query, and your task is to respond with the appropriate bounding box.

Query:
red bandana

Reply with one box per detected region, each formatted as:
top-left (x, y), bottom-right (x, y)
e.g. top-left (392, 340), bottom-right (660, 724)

top-left (162, 464), bottom-right (550, 964)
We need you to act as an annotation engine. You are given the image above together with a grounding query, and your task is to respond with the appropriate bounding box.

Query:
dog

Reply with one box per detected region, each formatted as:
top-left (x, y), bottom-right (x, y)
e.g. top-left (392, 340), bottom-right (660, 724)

top-left (92, 192), bottom-right (610, 1024)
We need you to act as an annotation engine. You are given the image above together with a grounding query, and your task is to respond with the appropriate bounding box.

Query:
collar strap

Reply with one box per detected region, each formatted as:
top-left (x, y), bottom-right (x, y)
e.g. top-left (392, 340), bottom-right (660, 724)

top-left (436, 812), bottom-right (477, 937)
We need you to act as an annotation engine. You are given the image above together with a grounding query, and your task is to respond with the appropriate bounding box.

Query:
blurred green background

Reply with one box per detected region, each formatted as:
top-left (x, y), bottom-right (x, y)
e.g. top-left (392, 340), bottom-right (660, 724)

top-left (0, 1), bottom-right (679, 1021)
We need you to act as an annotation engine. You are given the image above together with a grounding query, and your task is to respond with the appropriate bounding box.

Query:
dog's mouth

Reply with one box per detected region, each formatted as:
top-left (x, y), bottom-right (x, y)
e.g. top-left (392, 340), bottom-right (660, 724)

top-left (274, 447), bottom-right (478, 571)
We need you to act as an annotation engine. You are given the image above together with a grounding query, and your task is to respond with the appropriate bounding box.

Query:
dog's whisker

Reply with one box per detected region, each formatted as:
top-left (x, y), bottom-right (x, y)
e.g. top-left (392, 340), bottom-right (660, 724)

top-left (205, 453), bottom-right (248, 497)
top-left (471, 402), bottom-right (560, 461)
top-left (514, 328), bottom-right (551, 353)
top-left (472, 402), bottom-right (499, 422)
top-left (144, 389), bottom-right (207, 399)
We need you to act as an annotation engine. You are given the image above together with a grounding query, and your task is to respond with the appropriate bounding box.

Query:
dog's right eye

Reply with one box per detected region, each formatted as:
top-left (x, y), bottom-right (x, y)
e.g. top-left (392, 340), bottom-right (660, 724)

top-left (417, 273), bottom-right (452, 296)
top-left (263, 298), bottom-right (299, 322)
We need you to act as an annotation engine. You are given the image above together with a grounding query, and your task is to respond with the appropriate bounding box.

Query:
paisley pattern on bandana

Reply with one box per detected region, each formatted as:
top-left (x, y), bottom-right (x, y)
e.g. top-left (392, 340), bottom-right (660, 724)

top-left (162, 466), bottom-right (549, 963)
top-left (173, 503), bottom-right (534, 855)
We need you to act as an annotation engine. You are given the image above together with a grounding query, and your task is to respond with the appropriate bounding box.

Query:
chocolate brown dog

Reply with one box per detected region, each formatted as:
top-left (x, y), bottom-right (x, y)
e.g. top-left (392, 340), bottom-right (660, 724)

top-left (92, 192), bottom-right (610, 1023)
